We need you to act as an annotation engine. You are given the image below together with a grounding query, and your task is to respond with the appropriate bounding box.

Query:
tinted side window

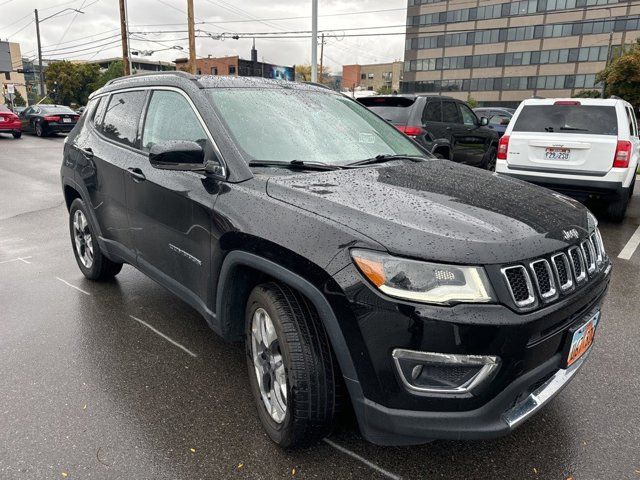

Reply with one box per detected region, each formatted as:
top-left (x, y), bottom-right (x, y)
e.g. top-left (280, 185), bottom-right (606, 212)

top-left (442, 101), bottom-right (461, 123)
top-left (142, 90), bottom-right (208, 153)
top-left (423, 99), bottom-right (442, 122)
top-left (101, 91), bottom-right (147, 148)
top-left (459, 104), bottom-right (478, 126)
top-left (91, 97), bottom-right (107, 127)
top-left (626, 107), bottom-right (637, 137)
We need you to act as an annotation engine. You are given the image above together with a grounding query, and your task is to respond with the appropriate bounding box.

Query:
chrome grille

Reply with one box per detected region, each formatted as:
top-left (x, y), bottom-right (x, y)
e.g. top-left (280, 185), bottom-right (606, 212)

top-left (581, 240), bottom-right (596, 275)
top-left (501, 266), bottom-right (535, 308)
top-left (551, 253), bottom-right (573, 292)
top-left (568, 246), bottom-right (587, 283)
top-left (530, 259), bottom-right (557, 300)
top-left (501, 228), bottom-right (607, 309)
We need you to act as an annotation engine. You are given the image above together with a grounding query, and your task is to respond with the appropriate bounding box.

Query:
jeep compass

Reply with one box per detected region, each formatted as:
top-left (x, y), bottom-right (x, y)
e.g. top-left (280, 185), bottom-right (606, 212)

top-left (60, 73), bottom-right (611, 447)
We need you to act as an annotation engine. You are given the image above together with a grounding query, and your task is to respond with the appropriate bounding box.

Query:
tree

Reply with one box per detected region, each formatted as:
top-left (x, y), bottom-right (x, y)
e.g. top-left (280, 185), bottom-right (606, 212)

top-left (596, 40), bottom-right (640, 108)
top-left (295, 63), bottom-right (332, 85)
top-left (4, 88), bottom-right (26, 107)
top-left (45, 60), bottom-right (100, 106)
top-left (376, 86), bottom-right (393, 95)
top-left (91, 60), bottom-right (124, 91)
top-left (466, 95), bottom-right (479, 109)
top-left (572, 89), bottom-right (602, 99)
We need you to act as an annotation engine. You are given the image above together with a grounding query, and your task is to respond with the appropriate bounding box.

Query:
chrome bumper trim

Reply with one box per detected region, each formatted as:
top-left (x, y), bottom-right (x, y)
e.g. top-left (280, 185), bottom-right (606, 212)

top-left (502, 353), bottom-right (588, 429)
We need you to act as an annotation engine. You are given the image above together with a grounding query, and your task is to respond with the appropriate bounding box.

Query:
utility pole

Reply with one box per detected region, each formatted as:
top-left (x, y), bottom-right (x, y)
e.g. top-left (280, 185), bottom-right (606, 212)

top-left (311, 0), bottom-right (318, 82)
top-left (187, 0), bottom-right (197, 74)
top-left (118, 0), bottom-right (131, 75)
top-left (34, 9), bottom-right (46, 96)
top-left (601, 8), bottom-right (613, 99)
top-left (319, 33), bottom-right (324, 84)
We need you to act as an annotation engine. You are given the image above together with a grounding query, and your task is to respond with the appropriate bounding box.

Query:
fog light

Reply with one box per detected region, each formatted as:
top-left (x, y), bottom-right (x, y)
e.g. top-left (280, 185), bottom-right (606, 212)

top-left (392, 349), bottom-right (500, 396)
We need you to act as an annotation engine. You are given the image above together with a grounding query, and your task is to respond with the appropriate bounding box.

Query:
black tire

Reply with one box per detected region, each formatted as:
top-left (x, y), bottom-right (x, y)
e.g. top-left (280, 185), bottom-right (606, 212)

top-left (35, 120), bottom-right (46, 137)
top-left (245, 282), bottom-right (342, 448)
top-left (607, 188), bottom-right (630, 223)
top-left (68, 198), bottom-right (123, 280)
top-left (482, 146), bottom-right (497, 171)
top-left (12, 130), bottom-right (22, 139)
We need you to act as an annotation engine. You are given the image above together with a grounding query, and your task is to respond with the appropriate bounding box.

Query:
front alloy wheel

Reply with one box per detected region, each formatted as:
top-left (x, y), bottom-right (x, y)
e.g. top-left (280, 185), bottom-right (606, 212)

top-left (73, 209), bottom-right (94, 269)
top-left (250, 307), bottom-right (288, 423)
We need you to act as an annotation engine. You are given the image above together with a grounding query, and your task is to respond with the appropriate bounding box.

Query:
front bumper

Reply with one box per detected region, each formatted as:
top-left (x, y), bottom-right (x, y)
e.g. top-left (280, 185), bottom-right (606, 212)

top-left (353, 351), bottom-right (587, 445)
top-left (332, 256), bottom-right (610, 446)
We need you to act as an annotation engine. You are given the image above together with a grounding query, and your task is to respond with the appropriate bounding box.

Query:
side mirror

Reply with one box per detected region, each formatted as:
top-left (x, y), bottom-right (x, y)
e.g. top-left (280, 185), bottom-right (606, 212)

top-left (149, 140), bottom-right (205, 170)
top-left (479, 117), bottom-right (489, 126)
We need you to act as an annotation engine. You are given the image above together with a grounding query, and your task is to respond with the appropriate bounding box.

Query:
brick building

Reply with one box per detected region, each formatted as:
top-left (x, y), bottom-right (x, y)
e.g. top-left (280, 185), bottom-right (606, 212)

top-left (342, 61), bottom-right (404, 93)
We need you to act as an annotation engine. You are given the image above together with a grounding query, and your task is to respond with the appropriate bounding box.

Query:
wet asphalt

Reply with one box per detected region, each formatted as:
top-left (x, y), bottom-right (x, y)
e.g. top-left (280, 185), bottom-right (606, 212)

top-left (0, 134), bottom-right (639, 480)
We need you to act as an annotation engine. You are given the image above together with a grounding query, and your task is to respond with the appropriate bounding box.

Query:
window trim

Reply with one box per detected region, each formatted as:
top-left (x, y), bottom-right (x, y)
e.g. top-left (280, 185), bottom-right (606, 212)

top-left (86, 86), bottom-right (227, 177)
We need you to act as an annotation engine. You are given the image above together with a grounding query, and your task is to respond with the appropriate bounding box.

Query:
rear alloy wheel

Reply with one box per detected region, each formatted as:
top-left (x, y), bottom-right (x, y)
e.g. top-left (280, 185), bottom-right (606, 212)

top-left (483, 146), bottom-right (497, 171)
top-left (69, 198), bottom-right (123, 280)
top-left (607, 188), bottom-right (630, 223)
top-left (35, 121), bottom-right (45, 137)
top-left (245, 282), bottom-right (342, 447)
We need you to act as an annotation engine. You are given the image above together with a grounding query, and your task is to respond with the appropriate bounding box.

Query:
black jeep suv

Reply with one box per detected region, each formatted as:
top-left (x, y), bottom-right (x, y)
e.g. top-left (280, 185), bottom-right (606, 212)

top-left (359, 95), bottom-right (499, 170)
top-left (60, 72), bottom-right (611, 447)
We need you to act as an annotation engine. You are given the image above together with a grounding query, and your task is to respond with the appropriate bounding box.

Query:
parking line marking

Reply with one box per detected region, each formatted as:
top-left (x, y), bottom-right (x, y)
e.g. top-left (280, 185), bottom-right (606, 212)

top-left (129, 315), bottom-right (198, 358)
top-left (618, 224), bottom-right (640, 260)
top-left (323, 439), bottom-right (402, 480)
top-left (55, 277), bottom-right (91, 295)
top-left (0, 256), bottom-right (32, 265)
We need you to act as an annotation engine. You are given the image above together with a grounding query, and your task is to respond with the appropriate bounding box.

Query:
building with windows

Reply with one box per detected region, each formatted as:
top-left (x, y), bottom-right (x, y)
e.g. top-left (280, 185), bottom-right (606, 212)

top-left (0, 42), bottom-right (28, 107)
top-left (342, 61), bottom-right (404, 93)
top-left (402, 0), bottom-right (640, 106)
top-left (175, 46), bottom-right (294, 81)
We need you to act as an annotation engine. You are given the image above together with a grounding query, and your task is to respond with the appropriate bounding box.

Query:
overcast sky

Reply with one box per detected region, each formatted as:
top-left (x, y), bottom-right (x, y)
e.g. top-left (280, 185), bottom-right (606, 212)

top-left (1, 0), bottom-right (407, 72)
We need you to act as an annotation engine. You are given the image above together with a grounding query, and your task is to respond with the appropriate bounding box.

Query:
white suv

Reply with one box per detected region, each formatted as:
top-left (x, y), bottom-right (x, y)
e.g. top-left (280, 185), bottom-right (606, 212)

top-left (496, 98), bottom-right (639, 221)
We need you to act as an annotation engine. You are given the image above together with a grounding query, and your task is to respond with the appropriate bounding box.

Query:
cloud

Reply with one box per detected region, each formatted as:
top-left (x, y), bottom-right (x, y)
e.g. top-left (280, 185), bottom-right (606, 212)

top-left (4, 0), bottom-right (406, 72)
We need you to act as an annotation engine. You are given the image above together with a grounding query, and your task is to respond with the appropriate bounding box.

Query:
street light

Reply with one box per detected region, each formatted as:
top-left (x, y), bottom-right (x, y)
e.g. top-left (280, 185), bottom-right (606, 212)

top-left (34, 8), bottom-right (85, 97)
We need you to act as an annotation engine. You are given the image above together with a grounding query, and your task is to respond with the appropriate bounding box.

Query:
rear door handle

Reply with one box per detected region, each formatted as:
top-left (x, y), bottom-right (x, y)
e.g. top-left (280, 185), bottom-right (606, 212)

top-left (80, 147), bottom-right (93, 158)
top-left (127, 167), bottom-right (146, 182)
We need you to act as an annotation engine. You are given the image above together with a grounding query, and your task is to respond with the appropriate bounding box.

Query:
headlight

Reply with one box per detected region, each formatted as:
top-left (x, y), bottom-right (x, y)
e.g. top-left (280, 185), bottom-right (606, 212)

top-left (351, 249), bottom-right (495, 305)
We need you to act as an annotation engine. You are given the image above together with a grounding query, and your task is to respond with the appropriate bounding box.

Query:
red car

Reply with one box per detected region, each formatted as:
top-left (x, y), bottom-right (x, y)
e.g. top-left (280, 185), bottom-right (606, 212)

top-left (0, 105), bottom-right (22, 138)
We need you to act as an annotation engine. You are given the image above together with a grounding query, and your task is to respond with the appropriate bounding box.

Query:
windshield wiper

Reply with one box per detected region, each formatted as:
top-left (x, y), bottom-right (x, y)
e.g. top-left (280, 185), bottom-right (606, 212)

top-left (249, 160), bottom-right (345, 171)
top-left (559, 127), bottom-right (589, 132)
top-left (347, 154), bottom-right (426, 167)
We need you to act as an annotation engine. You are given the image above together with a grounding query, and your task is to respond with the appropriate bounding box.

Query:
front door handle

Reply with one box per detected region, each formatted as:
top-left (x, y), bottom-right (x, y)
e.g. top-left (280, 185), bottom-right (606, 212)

top-left (127, 167), bottom-right (146, 182)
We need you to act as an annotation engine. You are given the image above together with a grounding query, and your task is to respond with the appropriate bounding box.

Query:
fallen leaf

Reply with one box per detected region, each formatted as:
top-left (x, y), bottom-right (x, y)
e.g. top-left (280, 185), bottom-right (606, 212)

top-left (634, 470), bottom-right (640, 476)
top-left (567, 477), bottom-right (573, 480)
top-left (237, 463), bottom-right (244, 469)
top-left (83, 405), bottom-right (87, 410)
top-left (189, 448), bottom-right (196, 453)
top-left (61, 473), bottom-right (68, 478)
top-left (292, 467), bottom-right (296, 476)
top-left (533, 467), bottom-right (538, 474)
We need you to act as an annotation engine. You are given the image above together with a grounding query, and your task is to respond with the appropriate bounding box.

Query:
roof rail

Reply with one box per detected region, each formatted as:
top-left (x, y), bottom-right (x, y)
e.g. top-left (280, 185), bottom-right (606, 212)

top-left (302, 81), bottom-right (333, 90)
top-left (104, 70), bottom-right (197, 87)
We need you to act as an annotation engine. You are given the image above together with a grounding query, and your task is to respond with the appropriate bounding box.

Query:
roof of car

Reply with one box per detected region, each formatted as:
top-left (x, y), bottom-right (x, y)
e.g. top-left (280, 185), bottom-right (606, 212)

top-left (359, 94), bottom-right (455, 101)
top-left (519, 97), bottom-right (631, 107)
top-left (92, 71), bottom-right (333, 98)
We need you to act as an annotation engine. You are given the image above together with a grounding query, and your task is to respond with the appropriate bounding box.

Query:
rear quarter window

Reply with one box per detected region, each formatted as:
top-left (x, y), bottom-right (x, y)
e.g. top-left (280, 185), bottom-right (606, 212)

top-left (512, 105), bottom-right (618, 135)
top-left (358, 97), bottom-right (416, 124)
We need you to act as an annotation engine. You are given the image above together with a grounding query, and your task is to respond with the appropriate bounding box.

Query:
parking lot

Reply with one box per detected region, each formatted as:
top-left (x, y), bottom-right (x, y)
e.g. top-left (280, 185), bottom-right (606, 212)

top-left (1, 133), bottom-right (639, 479)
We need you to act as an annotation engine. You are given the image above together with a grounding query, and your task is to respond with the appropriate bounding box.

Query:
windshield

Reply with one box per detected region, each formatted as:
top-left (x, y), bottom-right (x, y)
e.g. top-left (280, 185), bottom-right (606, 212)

top-left (207, 88), bottom-right (423, 165)
top-left (358, 97), bottom-right (416, 124)
top-left (513, 105), bottom-right (618, 135)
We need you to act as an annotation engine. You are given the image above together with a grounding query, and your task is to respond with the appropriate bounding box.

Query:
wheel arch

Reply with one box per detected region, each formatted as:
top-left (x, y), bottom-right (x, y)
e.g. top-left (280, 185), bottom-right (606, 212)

top-left (215, 250), bottom-right (363, 402)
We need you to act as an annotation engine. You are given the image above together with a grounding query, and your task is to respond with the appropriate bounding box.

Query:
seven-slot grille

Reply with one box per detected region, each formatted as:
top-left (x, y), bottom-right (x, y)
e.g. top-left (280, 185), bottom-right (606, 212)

top-left (501, 229), bottom-right (606, 309)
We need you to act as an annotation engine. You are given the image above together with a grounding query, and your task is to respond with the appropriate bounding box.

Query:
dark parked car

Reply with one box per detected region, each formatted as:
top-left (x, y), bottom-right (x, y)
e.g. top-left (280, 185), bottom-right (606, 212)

top-left (474, 107), bottom-right (514, 137)
top-left (359, 95), bottom-right (500, 170)
top-left (0, 104), bottom-right (22, 138)
top-left (61, 72), bottom-right (611, 448)
top-left (20, 104), bottom-right (79, 137)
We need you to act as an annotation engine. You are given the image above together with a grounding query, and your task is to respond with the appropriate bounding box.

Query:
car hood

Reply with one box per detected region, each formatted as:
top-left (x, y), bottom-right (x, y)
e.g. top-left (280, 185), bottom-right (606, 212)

top-left (265, 160), bottom-right (595, 265)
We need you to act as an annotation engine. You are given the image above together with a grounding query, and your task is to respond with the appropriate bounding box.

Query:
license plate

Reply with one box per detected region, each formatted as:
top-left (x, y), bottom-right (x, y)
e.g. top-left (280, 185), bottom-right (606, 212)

top-left (545, 147), bottom-right (570, 160)
top-left (63, 118), bottom-right (72, 123)
top-left (566, 311), bottom-right (600, 367)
